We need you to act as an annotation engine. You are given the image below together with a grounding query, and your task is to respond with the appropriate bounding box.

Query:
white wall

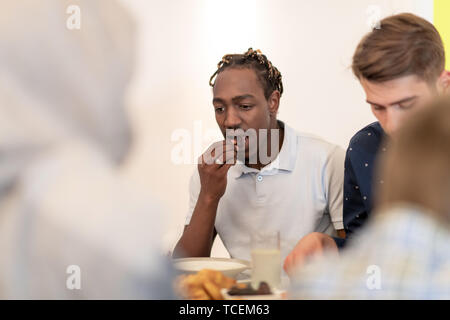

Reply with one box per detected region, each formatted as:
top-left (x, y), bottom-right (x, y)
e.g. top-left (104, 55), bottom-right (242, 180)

top-left (118, 0), bottom-right (433, 257)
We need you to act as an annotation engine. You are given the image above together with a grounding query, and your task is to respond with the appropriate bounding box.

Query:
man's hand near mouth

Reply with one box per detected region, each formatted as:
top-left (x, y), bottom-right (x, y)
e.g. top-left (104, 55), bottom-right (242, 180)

top-left (173, 140), bottom-right (237, 258)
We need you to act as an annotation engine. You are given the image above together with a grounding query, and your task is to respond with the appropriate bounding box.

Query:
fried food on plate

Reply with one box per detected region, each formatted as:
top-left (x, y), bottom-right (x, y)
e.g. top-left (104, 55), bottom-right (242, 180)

top-left (174, 269), bottom-right (236, 300)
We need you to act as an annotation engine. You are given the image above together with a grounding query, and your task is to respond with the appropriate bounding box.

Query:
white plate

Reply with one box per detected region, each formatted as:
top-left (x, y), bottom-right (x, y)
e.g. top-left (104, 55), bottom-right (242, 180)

top-left (173, 257), bottom-right (250, 278)
top-left (221, 287), bottom-right (285, 300)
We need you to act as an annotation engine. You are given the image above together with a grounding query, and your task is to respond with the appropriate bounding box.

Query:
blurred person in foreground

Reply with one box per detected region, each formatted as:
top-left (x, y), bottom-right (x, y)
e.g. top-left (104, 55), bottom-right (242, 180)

top-left (289, 97), bottom-right (450, 299)
top-left (0, 0), bottom-right (173, 299)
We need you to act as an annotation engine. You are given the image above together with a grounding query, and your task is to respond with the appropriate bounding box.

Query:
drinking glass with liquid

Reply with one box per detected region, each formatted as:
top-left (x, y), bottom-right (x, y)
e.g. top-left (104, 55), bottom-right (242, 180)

top-left (250, 231), bottom-right (281, 290)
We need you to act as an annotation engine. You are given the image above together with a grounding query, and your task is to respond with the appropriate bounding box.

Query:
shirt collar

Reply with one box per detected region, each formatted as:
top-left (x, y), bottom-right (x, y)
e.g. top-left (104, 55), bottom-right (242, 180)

top-left (230, 120), bottom-right (297, 179)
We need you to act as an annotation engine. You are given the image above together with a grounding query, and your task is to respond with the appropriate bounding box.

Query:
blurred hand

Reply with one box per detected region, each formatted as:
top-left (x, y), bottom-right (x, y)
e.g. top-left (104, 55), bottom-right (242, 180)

top-left (283, 232), bottom-right (338, 278)
top-left (197, 140), bottom-right (237, 202)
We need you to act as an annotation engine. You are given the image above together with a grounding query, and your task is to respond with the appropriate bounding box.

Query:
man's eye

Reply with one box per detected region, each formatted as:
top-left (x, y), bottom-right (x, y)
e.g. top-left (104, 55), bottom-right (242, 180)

top-left (399, 102), bottom-right (415, 109)
top-left (240, 105), bottom-right (252, 110)
top-left (215, 107), bottom-right (225, 113)
top-left (372, 105), bottom-right (384, 111)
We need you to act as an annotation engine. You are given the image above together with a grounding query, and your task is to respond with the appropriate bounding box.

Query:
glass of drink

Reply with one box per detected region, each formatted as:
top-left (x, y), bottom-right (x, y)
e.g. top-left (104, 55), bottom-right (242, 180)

top-left (250, 230), bottom-right (281, 290)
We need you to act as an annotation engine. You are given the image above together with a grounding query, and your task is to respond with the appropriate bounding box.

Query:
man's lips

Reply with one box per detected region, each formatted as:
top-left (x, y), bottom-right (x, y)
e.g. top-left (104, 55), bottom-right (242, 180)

top-left (225, 128), bottom-right (245, 137)
top-left (225, 134), bottom-right (248, 142)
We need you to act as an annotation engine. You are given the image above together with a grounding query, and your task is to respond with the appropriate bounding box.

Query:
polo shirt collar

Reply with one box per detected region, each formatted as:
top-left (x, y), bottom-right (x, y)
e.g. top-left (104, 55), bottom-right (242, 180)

top-left (231, 120), bottom-right (297, 179)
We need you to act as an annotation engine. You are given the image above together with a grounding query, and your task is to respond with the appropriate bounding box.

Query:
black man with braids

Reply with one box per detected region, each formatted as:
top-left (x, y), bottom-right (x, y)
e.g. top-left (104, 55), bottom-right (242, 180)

top-left (173, 49), bottom-right (345, 275)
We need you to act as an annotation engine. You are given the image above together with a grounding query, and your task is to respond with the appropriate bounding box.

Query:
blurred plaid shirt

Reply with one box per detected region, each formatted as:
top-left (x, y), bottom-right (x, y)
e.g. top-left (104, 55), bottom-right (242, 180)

top-left (289, 205), bottom-right (450, 299)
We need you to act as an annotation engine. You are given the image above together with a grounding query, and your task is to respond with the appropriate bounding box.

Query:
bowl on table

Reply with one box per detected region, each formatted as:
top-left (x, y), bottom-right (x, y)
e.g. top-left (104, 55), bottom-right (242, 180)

top-left (173, 257), bottom-right (250, 278)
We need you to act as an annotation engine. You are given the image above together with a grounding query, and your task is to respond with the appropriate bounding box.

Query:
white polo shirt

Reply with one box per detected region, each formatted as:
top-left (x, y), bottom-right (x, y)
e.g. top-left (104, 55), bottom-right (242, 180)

top-left (185, 121), bottom-right (344, 262)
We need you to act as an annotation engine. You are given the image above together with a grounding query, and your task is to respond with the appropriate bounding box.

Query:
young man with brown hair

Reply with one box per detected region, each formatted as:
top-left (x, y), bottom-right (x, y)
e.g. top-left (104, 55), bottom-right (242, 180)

top-left (284, 13), bottom-right (450, 276)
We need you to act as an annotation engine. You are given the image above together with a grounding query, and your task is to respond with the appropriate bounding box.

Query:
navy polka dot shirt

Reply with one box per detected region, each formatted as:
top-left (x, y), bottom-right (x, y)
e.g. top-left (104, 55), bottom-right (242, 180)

top-left (335, 122), bottom-right (386, 248)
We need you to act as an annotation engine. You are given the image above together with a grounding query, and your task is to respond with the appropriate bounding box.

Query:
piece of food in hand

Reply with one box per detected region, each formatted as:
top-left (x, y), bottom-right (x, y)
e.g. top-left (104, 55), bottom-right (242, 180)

top-left (174, 269), bottom-right (236, 300)
top-left (228, 281), bottom-right (272, 296)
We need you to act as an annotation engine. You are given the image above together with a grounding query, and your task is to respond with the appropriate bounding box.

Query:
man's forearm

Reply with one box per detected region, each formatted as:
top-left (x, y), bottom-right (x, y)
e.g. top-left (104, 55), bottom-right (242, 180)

top-left (173, 192), bottom-right (219, 258)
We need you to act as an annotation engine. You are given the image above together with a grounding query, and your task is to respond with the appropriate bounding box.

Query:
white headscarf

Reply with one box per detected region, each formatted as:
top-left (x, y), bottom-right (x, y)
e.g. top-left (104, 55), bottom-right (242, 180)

top-left (0, 0), bottom-right (133, 195)
top-left (0, 0), bottom-right (173, 299)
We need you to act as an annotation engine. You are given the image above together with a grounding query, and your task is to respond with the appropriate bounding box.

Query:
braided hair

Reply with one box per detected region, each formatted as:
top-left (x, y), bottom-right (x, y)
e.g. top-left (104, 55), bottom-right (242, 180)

top-left (209, 48), bottom-right (283, 100)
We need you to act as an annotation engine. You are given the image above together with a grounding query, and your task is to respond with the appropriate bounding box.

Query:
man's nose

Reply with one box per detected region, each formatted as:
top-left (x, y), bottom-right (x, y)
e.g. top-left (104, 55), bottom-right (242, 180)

top-left (223, 106), bottom-right (242, 129)
top-left (385, 108), bottom-right (402, 135)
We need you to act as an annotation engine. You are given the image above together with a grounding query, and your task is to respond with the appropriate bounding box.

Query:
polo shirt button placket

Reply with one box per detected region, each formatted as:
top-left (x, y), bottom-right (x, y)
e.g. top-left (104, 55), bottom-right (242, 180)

top-left (255, 174), bottom-right (266, 203)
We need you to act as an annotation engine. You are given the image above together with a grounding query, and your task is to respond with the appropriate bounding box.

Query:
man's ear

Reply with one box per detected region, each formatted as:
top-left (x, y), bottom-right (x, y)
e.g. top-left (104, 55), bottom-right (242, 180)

top-left (436, 70), bottom-right (450, 94)
top-left (268, 90), bottom-right (281, 117)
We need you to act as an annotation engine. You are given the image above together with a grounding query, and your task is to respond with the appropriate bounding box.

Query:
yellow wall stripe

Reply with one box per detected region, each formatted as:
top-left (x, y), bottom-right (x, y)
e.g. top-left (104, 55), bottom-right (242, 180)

top-left (435, 0), bottom-right (450, 69)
